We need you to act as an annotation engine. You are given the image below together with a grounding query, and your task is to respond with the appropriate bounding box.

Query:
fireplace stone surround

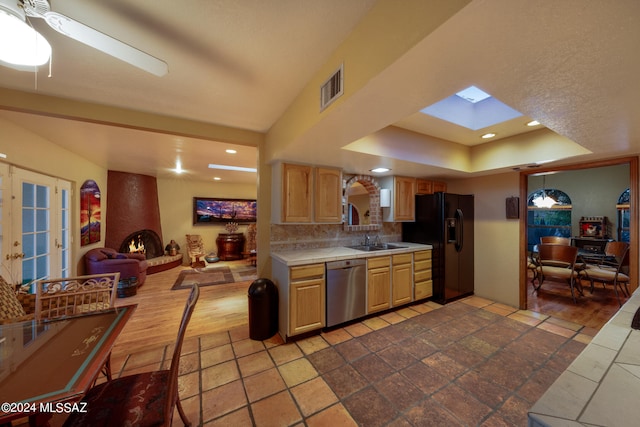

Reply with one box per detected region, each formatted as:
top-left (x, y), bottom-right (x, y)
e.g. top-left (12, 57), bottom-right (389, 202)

top-left (105, 171), bottom-right (164, 259)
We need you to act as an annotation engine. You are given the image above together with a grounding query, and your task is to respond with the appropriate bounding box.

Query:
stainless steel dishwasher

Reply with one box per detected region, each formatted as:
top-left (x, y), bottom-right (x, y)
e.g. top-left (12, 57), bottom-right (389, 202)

top-left (326, 259), bottom-right (367, 327)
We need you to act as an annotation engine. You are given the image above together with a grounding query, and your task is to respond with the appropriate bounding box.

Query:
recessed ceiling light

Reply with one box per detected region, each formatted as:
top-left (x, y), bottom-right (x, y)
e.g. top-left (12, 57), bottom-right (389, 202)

top-left (225, 149), bottom-right (237, 154)
top-left (527, 120), bottom-right (541, 126)
top-left (481, 133), bottom-right (496, 139)
top-left (213, 177), bottom-right (221, 181)
top-left (208, 164), bottom-right (257, 172)
top-left (370, 167), bottom-right (390, 173)
top-left (173, 160), bottom-right (184, 174)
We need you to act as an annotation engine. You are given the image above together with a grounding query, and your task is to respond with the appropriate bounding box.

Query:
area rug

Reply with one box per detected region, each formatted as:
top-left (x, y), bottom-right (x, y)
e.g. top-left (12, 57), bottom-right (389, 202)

top-left (171, 265), bottom-right (257, 290)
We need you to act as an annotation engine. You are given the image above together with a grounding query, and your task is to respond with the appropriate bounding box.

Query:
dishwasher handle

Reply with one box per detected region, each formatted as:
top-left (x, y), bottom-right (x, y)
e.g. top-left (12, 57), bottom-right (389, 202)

top-left (326, 259), bottom-right (366, 270)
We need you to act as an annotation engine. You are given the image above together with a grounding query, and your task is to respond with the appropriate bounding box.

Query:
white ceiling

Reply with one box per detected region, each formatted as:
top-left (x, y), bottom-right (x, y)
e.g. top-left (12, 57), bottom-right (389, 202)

top-left (1, 0), bottom-right (640, 183)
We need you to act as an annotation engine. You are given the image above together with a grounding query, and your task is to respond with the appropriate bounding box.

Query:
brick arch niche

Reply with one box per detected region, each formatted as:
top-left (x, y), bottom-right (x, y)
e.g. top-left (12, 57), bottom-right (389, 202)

top-left (343, 174), bottom-right (382, 232)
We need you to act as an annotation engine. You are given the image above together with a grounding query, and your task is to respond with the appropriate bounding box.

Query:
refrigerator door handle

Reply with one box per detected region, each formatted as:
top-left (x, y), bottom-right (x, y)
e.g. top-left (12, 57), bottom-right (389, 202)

top-left (455, 208), bottom-right (464, 252)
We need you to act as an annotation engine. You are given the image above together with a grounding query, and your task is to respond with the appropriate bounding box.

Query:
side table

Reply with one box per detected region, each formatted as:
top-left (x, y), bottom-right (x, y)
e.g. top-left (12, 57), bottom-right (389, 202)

top-left (216, 233), bottom-right (246, 260)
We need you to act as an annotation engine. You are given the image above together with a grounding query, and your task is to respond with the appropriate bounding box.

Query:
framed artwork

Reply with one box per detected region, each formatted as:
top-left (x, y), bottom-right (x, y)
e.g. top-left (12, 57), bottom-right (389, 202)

top-left (193, 197), bottom-right (257, 224)
top-left (80, 180), bottom-right (101, 245)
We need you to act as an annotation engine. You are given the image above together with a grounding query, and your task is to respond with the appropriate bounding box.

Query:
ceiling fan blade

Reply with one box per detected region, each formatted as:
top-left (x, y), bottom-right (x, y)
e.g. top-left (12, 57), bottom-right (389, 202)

top-left (43, 11), bottom-right (168, 76)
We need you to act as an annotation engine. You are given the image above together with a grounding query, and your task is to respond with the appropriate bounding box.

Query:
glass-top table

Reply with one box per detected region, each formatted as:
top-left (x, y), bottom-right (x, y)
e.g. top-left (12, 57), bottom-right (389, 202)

top-left (0, 305), bottom-right (136, 422)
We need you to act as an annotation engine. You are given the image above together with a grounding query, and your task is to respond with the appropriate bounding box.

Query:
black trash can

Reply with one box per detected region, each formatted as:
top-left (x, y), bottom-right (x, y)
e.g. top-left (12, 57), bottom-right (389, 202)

top-left (248, 278), bottom-right (278, 341)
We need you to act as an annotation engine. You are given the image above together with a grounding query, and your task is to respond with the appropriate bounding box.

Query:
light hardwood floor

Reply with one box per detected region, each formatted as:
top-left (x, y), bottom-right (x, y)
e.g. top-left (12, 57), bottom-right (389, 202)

top-left (112, 261), bottom-right (254, 359)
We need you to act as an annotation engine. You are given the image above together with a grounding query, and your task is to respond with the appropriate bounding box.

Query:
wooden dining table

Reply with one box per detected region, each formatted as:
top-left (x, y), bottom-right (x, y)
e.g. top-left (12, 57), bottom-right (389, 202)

top-left (0, 305), bottom-right (136, 426)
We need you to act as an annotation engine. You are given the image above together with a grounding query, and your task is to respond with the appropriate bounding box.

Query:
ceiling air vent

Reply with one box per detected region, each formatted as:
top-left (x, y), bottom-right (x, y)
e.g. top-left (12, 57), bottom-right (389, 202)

top-left (320, 64), bottom-right (344, 111)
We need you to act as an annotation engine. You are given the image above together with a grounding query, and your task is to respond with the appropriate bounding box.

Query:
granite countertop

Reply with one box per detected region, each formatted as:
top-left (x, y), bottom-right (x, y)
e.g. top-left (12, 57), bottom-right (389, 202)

top-left (271, 242), bottom-right (432, 266)
top-left (528, 288), bottom-right (640, 426)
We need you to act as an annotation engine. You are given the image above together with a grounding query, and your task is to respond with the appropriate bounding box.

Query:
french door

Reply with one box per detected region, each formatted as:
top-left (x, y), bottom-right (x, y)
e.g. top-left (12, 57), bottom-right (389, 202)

top-left (0, 164), bottom-right (70, 287)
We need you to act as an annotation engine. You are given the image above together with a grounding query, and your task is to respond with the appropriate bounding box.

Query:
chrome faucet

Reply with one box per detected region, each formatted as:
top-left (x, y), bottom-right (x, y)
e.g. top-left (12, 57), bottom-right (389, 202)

top-left (364, 234), bottom-right (371, 246)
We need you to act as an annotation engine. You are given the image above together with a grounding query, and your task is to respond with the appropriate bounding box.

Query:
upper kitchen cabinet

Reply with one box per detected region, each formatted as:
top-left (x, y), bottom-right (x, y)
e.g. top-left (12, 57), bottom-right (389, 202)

top-left (272, 162), bottom-right (343, 224)
top-left (381, 176), bottom-right (416, 222)
top-left (314, 167), bottom-right (342, 223)
top-left (416, 179), bottom-right (447, 194)
top-left (276, 163), bottom-right (313, 223)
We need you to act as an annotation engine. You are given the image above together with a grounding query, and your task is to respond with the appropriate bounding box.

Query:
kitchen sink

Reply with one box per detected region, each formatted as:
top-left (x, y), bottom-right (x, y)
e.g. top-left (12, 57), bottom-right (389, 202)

top-left (346, 243), bottom-right (408, 252)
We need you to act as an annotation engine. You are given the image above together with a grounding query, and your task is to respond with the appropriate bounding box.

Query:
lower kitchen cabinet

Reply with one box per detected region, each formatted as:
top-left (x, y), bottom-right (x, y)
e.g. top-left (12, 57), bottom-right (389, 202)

top-left (289, 264), bottom-right (325, 336)
top-left (272, 260), bottom-right (326, 340)
top-left (392, 253), bottom-right (413, 306)
top-left (414, 250), bottom-right (433, 300)
top-left (367, 256), bottom-right (391, 313)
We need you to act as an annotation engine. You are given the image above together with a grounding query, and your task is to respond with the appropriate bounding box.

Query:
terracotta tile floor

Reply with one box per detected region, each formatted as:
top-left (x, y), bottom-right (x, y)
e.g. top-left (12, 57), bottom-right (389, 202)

top-left (104, 297), bottom-right (595, 426)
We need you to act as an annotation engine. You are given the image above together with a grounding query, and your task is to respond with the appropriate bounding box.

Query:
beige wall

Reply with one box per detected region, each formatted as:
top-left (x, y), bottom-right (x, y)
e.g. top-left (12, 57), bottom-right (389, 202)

top-left (448, 172), bottom-right (521, 307)
top-left (1, 117), bottom-right (107, 275)
top-left (157, 178), bottom-right (257, 261)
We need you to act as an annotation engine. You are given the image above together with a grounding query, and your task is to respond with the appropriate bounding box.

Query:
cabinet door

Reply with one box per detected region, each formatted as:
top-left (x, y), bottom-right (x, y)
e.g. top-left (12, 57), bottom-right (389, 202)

top-left (394, 176), bottom-right (416, 221)
top-left (433, 181), bottom-right (447, 193)
top-left (392, 262), bottom-right (412, 306)
top-left (367, 266), bottom-right (390, 313)
top-left (416, 179), bottom-right (433, 194)
top-left (314, 167), bottom-right (342, 223)
top-left (282, 163), bottom-right (312, 223)
top-left (290, 277), bottom-right (325, 335)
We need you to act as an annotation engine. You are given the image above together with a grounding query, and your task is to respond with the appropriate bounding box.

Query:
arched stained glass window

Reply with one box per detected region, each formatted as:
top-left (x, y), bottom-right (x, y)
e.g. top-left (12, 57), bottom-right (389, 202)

top-left (527, 189), bottom-right (572, 251)
top-left (617, 188), bottom-right (630, 242)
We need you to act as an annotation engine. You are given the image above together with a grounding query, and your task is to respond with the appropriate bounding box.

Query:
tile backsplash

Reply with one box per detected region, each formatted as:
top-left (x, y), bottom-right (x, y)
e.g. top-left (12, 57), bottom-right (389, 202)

top-left (270, 223), bottom-right (402, 252)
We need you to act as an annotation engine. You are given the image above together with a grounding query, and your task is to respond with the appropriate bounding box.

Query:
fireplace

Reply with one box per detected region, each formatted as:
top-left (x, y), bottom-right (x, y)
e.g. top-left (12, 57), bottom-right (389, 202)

top-left (118, 229), bottom-right (164, 259)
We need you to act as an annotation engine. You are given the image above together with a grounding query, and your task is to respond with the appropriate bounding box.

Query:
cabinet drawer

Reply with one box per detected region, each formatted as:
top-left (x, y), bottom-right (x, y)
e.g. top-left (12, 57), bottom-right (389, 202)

top-left (414, 250), bottom-right (432, 262)
top-left (392, 253), bottom-right (412, 265)
top-left (290, 264), bottom-right (325, 281)
top-left (414, 259), bottom-right (432, 271)
top-left (415, 280), bottom-right (433, 300)
top-left (414, 269), bottom-right (432, 282)
top-left (368, 256), bottom-right (391, 270)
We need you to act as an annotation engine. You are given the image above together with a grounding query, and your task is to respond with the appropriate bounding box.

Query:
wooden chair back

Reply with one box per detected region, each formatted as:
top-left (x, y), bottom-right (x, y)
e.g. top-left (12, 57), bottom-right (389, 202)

top-left (166, 284), bottom-right (199, 423)
top-left (538, 243), bottom-right (578, 268)
top-left (35, 273), bottom-right (120, 320)
top-left (604, 241), bottom-right (630, 266)
top-left (540, 236), bottom-right (571, 245)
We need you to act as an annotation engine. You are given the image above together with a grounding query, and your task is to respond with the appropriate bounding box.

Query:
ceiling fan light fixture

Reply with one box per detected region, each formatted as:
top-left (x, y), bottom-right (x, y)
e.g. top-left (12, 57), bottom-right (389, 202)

top-left (0, 7), bottom-right (51, 67)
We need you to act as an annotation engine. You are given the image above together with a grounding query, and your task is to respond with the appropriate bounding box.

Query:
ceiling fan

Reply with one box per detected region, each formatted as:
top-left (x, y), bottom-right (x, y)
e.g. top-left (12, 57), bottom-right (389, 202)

top-left (0, 0), bottom-right (168, 76)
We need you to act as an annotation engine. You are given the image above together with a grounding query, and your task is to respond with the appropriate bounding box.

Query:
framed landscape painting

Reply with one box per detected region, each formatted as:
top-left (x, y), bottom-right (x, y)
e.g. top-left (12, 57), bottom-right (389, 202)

top-left (193, 197), bottom-right (257, 224)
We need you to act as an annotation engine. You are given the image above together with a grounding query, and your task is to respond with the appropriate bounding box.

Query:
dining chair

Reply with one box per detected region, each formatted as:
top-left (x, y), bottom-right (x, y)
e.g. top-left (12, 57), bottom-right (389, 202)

top-left (63, 284), bottom-right (200, 427)
top-left (540, 236), bottom-right (571, 245)
top-left (36, 272), bottom-right (120, 382)
top-left (580, 241), bottom-right (630, 306)
top-left (535, 244), bottom-right (582, 303)
top-left (35, 272), bottom-right (120, 320)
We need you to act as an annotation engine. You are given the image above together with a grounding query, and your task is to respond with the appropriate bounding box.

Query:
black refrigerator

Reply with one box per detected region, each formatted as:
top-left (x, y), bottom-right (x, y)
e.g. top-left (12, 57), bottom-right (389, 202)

top-left (402, 193), bottom-right (474, 304)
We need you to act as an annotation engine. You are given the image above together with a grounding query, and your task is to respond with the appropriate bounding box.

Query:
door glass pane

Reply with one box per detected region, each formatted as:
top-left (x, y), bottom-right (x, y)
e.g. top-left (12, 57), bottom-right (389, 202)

top-left (36, 232), bottom-right (48, 255)
top-left (36, 209), bottom-right (48, 232)
top-left (23, 183), bottom-right (34, 208)
top-left (22, 258), bottom-right (34, 285)
top-left (36, 185), bottom-right (48, 208)
top-left (22, 208), bottom-right (34, 233)
top-left (36, 254), bottom-right (48, 281)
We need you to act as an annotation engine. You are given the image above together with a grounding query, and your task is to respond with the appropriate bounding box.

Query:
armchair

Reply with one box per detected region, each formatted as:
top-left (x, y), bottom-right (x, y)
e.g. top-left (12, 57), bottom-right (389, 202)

top-left (84, 248), bottom-right (148, 286)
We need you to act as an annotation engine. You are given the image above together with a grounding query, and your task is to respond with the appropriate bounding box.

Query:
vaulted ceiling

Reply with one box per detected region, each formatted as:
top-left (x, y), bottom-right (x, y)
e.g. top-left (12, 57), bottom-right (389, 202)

top-left (1, 0), bottom-right (639, 183)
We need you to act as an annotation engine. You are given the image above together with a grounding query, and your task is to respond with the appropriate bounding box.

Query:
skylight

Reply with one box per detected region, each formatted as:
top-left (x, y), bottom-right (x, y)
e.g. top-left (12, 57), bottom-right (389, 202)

top-left (421, 85), bottom-right (523, 131)
top-left (455, 86), bottom-right (491, 103)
